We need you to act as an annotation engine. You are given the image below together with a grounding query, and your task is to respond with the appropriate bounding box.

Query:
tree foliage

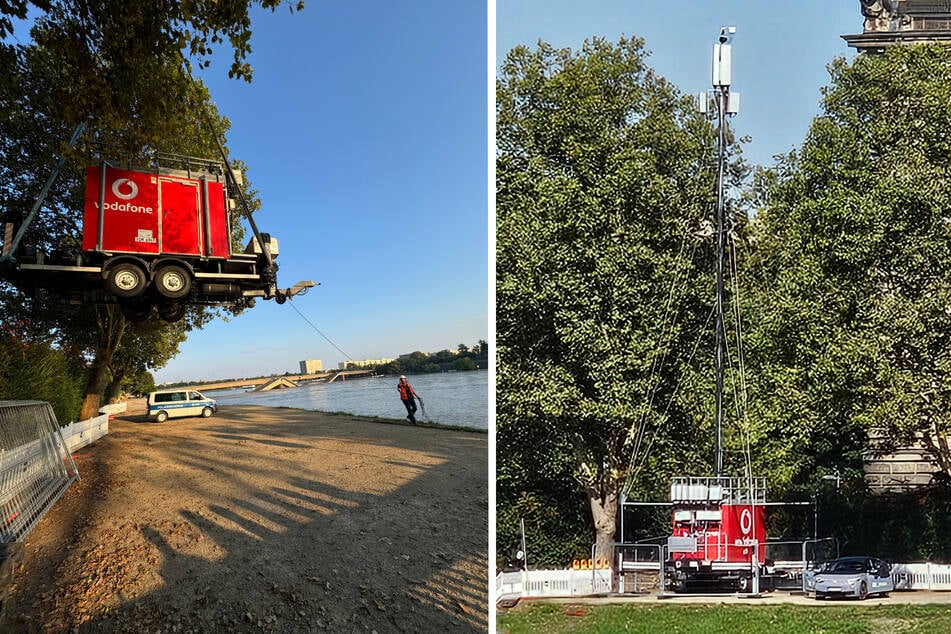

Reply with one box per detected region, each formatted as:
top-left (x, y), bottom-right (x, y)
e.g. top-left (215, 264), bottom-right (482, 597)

top-left (0, 325), bottom-right (83, 425)
top-left (747, 44), bottom-right (951, 489)
top-left (375, 344), bottom-right (489, 375)
top-left (496, 37), bottom-right (746, 562)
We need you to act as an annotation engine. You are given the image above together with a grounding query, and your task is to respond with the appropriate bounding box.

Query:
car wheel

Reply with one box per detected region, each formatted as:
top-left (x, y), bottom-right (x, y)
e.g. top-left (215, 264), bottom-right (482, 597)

top-left (156, 411), bottom-right (168, 423)
top-left (106, 262), bottom-right (147, 298)
top-left (154, 264), bottom-right (191, 299)
top-left (858, 581), bottom-right (868, 600)
top-left (814, 592), bottom-right (824, 600)
top-left (201, 407), bottom-right (213, 418)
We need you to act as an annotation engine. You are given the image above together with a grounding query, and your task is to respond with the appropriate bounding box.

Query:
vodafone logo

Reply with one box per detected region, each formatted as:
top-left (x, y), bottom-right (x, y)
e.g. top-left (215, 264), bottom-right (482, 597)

top-left (740, 508), bottom-right (753, 535)
top-left (111, 178), bottom-right (139, 200)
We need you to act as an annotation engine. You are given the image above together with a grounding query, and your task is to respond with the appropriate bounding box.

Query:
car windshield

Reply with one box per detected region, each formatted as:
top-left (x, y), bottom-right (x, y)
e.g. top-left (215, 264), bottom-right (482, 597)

top-left (824, 560), bottom-right (866, 573)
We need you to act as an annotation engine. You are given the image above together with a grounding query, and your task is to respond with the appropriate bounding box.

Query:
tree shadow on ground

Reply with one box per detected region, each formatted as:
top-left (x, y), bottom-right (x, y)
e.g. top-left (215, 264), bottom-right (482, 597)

top-left (6, 406), bottom-right (488, 632)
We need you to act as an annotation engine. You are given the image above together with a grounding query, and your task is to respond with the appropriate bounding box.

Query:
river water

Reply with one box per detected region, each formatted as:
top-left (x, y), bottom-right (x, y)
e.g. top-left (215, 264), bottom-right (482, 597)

top-left (205, 370), bottom-right (488, 430)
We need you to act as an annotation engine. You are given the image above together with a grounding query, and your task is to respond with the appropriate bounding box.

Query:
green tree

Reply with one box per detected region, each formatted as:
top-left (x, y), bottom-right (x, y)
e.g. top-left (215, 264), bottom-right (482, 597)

top-left (0, 326), bottom-right (83, 424)
top-left (746, 44), bottom-right (951, 488)
top-left (123, 369), bottom-right (155, 397)
top-left (104, 317), bottom-right (190, 403)
top-left (452, 357), bottom-right (477, 372)
top-left (2, 1), bottom-right (304, 84)
top-left (497, 37), bottom-right (734, 562)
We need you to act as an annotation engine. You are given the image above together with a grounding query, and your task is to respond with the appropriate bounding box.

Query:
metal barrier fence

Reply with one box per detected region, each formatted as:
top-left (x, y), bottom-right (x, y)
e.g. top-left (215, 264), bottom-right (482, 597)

top-left (0, 401), bottom-right (79, 544)
top-left (617, 543), bottom-right (664, 594)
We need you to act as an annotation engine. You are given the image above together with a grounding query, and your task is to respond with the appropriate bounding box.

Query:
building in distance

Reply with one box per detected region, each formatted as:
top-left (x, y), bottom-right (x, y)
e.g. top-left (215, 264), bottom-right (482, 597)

top-left (299, 359), bottom-right (323, 374)
top-left (845, 0), bottom-right (951, 51)
top-left (339, 358), bottom-right (395, 370)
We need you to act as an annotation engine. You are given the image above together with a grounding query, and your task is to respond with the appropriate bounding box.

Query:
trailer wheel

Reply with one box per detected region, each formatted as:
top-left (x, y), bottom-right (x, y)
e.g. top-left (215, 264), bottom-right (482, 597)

top-left (120, 300), bottom-right (152, 322)
top-left (155, 411), bottom-right (168, 423)
top-left (157, 302), bottom-right (186, 323)
top-left (737, 576), bottom-right (750, 593)
top-left (106, 263), bottom-right (147, 298)
top-left (155, 265), bottom-right (191, 299)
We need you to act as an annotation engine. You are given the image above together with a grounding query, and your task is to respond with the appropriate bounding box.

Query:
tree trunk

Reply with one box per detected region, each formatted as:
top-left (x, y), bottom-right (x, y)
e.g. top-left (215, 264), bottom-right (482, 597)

top-left (587, 486), bottom-right (619, 560)
top-left (79, 357), bottom-right (110, 420)
top-left (104, 367), bottom-right (125, 404)
top-left (586, 481), bottom-right (620, 592)
top-left (78, 307), bottom-right (127, 420)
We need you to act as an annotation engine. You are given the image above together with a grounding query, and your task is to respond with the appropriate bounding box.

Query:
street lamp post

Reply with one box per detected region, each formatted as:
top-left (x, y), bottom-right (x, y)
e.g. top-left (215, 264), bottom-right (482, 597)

top-left (813, 470), bottom-right (841, 542)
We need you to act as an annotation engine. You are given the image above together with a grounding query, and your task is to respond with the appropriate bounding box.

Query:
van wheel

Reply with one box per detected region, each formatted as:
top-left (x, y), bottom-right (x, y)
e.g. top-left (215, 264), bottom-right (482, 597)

top-left (155, 265), bottom-right (191, 299)
top-left (156, 411), bottom-right (168, 423)
top-left (201, 407), bottom-right (213, 418)
top-left (106, 263), bottom-right (147, 298)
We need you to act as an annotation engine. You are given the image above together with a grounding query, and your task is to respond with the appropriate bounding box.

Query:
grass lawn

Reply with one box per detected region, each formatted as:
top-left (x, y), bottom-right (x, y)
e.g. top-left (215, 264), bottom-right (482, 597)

top-left (497, 602), bottom-right (951, 633)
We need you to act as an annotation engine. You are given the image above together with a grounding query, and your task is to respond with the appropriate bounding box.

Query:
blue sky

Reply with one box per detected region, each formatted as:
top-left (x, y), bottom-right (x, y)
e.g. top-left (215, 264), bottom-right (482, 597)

top-left (153, 1), bottom-right (489, 383)
top-left (496, 0), bottom-right (861, 170)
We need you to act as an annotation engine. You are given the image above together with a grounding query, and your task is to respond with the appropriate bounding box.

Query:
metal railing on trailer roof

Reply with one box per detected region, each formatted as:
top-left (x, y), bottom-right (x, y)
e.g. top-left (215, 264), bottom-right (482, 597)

top-left (669, 476), bottom-right (767, 504)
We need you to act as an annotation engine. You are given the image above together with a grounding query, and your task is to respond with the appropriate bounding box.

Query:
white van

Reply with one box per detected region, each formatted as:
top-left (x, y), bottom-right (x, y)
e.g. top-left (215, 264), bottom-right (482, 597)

top-left (147, 389), bottom-right (217, 422)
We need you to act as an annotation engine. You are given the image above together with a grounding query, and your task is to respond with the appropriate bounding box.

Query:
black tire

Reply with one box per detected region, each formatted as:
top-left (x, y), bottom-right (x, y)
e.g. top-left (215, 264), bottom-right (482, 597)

top-left (858, 581), bottom-right (868, 600)
top-left (814, 592), bottom-right (824, 600)
top-left (201, 407), bottom-right (213, 418)
top-left (157, 302), bottom-right (186, 323)
top-left (737, 576), bottom-right (750, 593)
top-left (106, 262), bottom-right (147, 298)
top-left (156, 411), bottom-right (168, 423)
top-left (154, 264), bottom-right (191, 299)
top-left (120, 301), bottom-right (152, 322)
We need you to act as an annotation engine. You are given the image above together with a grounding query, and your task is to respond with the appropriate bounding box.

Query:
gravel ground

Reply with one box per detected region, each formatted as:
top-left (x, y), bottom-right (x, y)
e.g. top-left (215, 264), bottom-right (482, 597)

top-left (3, 399), bottom-right (488, 632)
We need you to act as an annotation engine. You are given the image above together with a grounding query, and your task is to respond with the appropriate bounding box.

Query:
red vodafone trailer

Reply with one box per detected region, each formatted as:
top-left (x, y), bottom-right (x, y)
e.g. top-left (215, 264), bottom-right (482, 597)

top-left (666, 476), bottom-right (767, 592)
top-left (4, 155), bottom-right (312, 321)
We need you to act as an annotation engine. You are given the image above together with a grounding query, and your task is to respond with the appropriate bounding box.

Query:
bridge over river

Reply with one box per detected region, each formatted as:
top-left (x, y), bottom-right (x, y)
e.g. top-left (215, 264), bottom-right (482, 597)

top-left (177, 369), bottom-right (374, 392)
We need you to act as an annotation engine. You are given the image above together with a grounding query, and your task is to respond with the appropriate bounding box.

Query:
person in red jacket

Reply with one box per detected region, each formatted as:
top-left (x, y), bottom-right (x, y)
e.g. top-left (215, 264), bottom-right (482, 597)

top-left (397, 375), bottom-right (418, 423)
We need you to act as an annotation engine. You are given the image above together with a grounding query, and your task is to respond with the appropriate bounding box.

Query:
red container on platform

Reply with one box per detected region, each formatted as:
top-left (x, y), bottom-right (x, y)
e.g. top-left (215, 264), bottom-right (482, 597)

top-left (671, 503), bottom-right (767, 564)
top-left (82, 165), bottom-right (231, 258)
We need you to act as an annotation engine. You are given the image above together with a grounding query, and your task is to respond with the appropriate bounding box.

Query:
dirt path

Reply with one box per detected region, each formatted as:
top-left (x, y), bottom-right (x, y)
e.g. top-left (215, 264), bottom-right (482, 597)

top-left (4, 400), bottom-right (488, 632)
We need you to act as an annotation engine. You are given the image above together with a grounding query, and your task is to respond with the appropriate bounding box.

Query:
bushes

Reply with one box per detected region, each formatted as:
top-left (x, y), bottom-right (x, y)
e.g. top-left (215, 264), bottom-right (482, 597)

top-left (0, 331), bottom-right (83, 424)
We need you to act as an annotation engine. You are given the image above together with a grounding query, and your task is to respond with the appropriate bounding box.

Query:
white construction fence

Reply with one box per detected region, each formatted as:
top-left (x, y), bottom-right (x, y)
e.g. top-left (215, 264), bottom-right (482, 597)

top-left (496, 568), bottom-right (612, 601)
top-left (60, 413), bottom-right (110, 453)
top-left (497, 562), bottom-right (951, 602)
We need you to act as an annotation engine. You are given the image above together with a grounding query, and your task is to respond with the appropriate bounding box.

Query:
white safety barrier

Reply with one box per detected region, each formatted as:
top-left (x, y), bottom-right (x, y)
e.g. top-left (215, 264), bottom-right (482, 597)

top-left (60, 414), bottom-right (109, 453)
top-left (496, 568), bottom-right (612, 600)
top-left (892, 563), bottom-right (951, 591)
